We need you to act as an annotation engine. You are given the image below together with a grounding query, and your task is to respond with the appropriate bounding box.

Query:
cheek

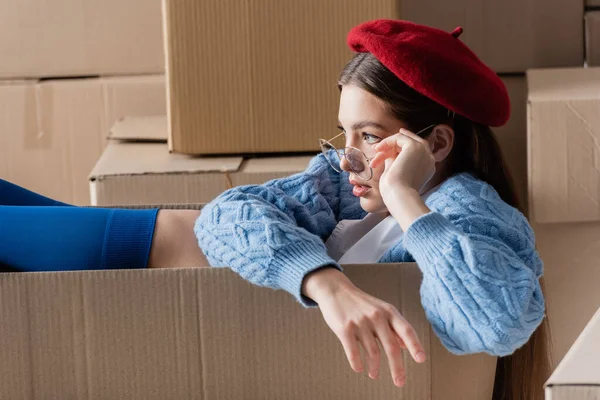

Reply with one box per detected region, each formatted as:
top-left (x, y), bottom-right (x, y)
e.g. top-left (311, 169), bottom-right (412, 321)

top-left (370, 162), bottom-right (385, 183)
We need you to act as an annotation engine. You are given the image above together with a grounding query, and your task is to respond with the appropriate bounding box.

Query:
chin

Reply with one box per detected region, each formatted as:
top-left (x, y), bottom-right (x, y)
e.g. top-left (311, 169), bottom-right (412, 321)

top-left (359, 196), bottom-right (387, 214)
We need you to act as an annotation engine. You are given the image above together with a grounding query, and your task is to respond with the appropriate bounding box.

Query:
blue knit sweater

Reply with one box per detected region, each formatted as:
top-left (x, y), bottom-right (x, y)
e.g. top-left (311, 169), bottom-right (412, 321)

top-left (195, 154), bottom-right (545, 357)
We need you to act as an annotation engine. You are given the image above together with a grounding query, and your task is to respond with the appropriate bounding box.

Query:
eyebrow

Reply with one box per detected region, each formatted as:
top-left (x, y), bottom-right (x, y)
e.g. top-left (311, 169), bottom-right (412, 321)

top-left (337, 120), bottom-right (387, 131)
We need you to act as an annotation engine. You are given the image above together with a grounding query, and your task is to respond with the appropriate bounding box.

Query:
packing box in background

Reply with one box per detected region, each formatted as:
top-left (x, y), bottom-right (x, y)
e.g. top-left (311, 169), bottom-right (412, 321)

top-left (496, 76), bottom-right (527, 213)
top-left (586, 12), bottom-right (600, 66)
top-left (163, 0), bottom-right (399, 155)
top-left (0, 0), bottom-right (163, 79)
top-left (0, 76), bottom-right (166, 205)
top-left (545, 307), bottom-right (600, 399)
top-left (163, 0), bottom-right (581, 155)
top-left (533, 221), bottom-right (600, 367)
top-left (89, 117), bottom-right (314, 206)
top-left (400, 0), bottom-right (583, 74)
top-left (0, 264), bottom-right (496, 399)
top-left (527, 67), bottom-right (600, 224)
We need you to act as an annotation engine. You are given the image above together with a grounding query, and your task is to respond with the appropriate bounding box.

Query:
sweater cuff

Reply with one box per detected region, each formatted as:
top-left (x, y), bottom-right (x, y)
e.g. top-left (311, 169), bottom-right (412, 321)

top-left (101, 209), bottom-right (159, 269)
top-left (269, 241), bottom-right (342, 307)
top-left (403, 212), bottom-right (461, 271)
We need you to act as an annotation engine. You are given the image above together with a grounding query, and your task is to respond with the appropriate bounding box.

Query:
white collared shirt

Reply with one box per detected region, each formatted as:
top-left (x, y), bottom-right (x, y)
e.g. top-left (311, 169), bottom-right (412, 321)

top-left (325, 187), bottom-right (439, 263)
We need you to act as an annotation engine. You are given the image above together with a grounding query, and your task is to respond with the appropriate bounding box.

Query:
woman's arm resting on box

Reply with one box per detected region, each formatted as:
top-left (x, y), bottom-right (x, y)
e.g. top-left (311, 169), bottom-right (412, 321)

top-left (194, 154), bottom-right (365, 305)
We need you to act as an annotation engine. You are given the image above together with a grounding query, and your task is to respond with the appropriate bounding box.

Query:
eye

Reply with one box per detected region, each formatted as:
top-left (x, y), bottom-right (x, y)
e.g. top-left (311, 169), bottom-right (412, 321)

top-left (362, 133), bottom-right (381, 145)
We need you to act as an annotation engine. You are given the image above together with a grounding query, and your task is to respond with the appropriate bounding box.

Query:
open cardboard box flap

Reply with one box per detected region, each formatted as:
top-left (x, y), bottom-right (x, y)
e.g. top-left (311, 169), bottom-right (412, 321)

top-left (0, 264), bottom-right (496, 399)
top-left (545, 307), bottom-right (600, 399)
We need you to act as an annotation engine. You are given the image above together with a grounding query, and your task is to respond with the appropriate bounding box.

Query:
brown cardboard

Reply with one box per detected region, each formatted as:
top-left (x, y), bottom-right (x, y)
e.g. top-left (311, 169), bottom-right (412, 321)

top-left (533, 221), bottom-right (600, 368)
top-left (496, 76), bottom-right (528, 213)
top-left (545, 307), bottom-right (600, 399)
top-left (89, 118), bottom-right (315, 205)
top-left (588, 0), bottom-right (600, 7)
top-left (527, 67), bottom-right (600, 224)
top-left (0, 264), bottom-right (496, 399)
top-left (400, 0), bottom-right (583, 74)
top-left (110, 115), bottom-right (168, 142)
top-left (0, 76), bottom-right (166, 205)
top-left (164, 0), bottom-right (400, 155)
top-left (586, 12), bottom-right (600, 66)
top-left (0, 0), bottom-right (163, 79)
top-left (164, 0), bottom-right (582, 155)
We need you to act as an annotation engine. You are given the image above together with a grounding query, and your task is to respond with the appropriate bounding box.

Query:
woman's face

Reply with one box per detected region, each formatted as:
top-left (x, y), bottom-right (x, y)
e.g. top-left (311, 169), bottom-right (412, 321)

top-left (337, 85), bottom-right (408, 214)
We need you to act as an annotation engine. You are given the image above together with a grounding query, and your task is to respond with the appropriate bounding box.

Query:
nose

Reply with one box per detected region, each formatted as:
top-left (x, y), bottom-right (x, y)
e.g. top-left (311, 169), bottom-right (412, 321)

top-left (340, 148), bottom-right (366, 174)
top-left (340, 155), bottom-right (352, 173)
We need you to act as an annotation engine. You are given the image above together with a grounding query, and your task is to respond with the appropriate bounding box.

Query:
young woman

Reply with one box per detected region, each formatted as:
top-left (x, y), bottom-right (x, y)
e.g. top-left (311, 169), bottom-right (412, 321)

top-left (194, 20), bottom-right (551, 399)
top-left (0, 19), bottom-right (550, 399)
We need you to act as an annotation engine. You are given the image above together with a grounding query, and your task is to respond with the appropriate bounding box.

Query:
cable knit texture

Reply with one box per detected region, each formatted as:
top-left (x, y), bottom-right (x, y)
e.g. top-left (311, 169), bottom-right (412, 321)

top-left (195, 154), bottom-right (544, 357)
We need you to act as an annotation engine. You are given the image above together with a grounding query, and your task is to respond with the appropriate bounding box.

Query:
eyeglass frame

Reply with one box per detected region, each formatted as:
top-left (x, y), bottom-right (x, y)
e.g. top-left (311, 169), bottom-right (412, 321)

top-left (318, 123), bottom-right (437, 181)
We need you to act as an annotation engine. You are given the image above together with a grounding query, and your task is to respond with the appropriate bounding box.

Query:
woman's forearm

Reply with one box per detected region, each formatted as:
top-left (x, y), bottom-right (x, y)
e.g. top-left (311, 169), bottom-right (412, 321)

top-left (301, 267), bottom-right (355, 303)
top-left (384, 187), bottom-right (431, 232)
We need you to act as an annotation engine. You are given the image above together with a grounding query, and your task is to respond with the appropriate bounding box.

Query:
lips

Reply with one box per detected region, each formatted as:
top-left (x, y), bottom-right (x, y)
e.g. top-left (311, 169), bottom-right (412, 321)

top-left (350, 179), bottom-right (372, 197)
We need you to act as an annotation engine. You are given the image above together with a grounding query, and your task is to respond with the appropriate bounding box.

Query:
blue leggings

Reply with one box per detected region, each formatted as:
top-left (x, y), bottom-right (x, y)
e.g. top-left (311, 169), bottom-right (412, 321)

top-left (0, 179), bottom-right (158, 271)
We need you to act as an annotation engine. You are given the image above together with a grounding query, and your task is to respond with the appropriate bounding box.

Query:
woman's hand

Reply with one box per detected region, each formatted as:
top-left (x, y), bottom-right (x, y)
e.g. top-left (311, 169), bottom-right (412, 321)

top-left (371, 129), bottom-right (436, 200)
top-left (303, 268), bottom-right (426, 387)
top-left (370, 129), bottom-right (435, 231)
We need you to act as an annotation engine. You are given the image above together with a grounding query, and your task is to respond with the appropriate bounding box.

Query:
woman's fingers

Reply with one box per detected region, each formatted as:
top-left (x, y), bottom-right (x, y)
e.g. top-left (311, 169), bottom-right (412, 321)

top-left (338, 329), bottom-right (364, 373)
top-left (390, 313), bottom-right (427, 364)
top-left (371, 132), bottom-right (412, 169)
top-left (376, 322), bottom-right (407, 387)
top-left (358, 327), bottom-right (382, 379)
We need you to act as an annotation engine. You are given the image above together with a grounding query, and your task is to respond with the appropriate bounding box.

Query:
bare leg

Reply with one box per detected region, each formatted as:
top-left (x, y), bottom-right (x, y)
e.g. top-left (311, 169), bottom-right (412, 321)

top-left (148, 210), bottom-right (209, 268)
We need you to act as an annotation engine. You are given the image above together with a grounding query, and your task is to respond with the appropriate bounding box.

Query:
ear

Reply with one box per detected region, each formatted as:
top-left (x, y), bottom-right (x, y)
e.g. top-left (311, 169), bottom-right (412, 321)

top-left (428, 124), bottom-right (454, 162)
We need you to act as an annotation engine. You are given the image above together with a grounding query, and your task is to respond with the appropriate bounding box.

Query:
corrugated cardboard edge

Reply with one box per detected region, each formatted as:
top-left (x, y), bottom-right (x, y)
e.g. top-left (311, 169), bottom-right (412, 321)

top-left (88, 141), bottom-right (244, 180)
top-left (545, 307), bottom-right (600, 393)
top-left (86, 203), bottom-right (204, 210)
top-left (162, 0), bottom-right (176, 153)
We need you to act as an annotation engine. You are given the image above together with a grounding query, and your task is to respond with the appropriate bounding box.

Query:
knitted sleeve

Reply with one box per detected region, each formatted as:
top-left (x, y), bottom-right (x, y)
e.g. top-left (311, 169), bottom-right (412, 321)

top-left (400, 181), bottom-right (545, 356)
top-left (194, 154), bottom-right (364, 306)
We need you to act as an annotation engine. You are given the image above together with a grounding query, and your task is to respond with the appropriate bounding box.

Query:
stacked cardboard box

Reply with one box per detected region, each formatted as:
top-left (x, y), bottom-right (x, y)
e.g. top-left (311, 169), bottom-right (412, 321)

top-left (527, 67), bottom-right (600, 369)
top-left (162, 0), bottom-right (584, 215)
top-left (89, 117), bottom-right (314, 205)
top-left (0, 0), bottom-right (163, 78)
top-left (0, 0), bottom-right (165, 205)
top-left (586, 11), bottom-right (600, 66)
top-left (0, 76), bottom-right (166, 204)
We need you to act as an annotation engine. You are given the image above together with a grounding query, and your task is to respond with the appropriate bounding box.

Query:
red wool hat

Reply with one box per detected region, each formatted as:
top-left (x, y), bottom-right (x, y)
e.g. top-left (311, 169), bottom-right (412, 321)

top-left (347, 19), bottom-right (510, 127)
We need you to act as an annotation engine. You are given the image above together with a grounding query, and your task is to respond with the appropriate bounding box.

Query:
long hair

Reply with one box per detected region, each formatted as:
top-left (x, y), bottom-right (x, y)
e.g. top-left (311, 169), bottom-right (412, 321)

top-left (339, 52), bottom-right (553, 400)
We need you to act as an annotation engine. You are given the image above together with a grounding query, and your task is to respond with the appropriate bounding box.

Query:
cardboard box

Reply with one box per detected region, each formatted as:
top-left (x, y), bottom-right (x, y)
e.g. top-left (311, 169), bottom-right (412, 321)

top-left (0, 0), bottom-right (163, 79)
top-left (586, 12), bottom-right (600, 66)
top-left (89, 117), bottom-right (315, 206)
top-left (400, 0), bottom-right (583, 74)
top-left (496, 76), bottom-right (528, 213)
top-left (0, 264), bottom-right (497, 399)
top-left (533, 221), bottom-right (600, 368)
top-left (588, 0), bottom-right (600, 7)
top-left (545, 307), bottom-right (600, 399)
top-left (163, 0), bottom-right (582, 155)
top-left (527, 67), bottom-right (600, 224)
top-left (164, 0), bottom-right (400, 155)
top-left (0, 76), bottom-right (166, 205)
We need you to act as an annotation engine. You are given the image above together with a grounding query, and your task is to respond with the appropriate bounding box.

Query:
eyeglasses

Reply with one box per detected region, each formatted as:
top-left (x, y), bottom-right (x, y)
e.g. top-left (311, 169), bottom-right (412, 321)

top-left (318, 124), bottom-right (436, 181)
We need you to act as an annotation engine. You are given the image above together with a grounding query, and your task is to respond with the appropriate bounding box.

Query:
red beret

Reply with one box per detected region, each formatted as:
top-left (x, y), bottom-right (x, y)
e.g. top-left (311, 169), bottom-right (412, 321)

top-left (347, 19), bottom-right (510, 127)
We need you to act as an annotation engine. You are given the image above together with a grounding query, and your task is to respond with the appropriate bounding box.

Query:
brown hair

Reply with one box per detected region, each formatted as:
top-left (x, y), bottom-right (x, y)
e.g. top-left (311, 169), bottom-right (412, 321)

top-left (339, 52), bottom-right (553, 400)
